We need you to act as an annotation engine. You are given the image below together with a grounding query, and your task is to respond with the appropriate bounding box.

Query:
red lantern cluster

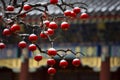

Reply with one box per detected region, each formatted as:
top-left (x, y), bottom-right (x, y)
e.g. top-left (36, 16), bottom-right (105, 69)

top-left (47, 58), bottom-right (81, 75)
top-left (47, 58), bottom-right (56, 75)
top-left (64, 7), bottom-right (89, 19)
top-left (0, 0), bottom-right (88, 76)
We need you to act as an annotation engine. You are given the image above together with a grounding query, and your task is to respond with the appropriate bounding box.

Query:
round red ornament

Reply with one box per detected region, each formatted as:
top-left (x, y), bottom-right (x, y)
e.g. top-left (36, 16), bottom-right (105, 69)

top-left (34, 54), bottom-right (42, 62)
top-left (47, 58), bottom-right (56, 66)
top-left (0, 42), bottom-right (6, 49)
top-left (70, 11), bottom-right (76, 18)
top-left (49, 21), bottom-right (58, 29)
top-left (80, 13), bottom-right (89, 19)
top-left (10, 24), bottom-right (21, 32)
top-left (47, 48), bottom-right (57, 56)
top-left (43, 20), bottom-right (50, 27)
top-left (18, 41), bottom-right (27, 48)
top-left (72, 58), bottom-right (81, 67)
top-left (47, 28), bottom-right (54, 36)
top-left (64, 10), bottom-right (71, 16)
top-left (23, 4), bottom-right (32, 11)
top-left (73, 7), bottom-right (81, 14)
top-left (29, 33), bottom-right (38, 42)
top-left (6, 5), bottom-right (14, 11)
top-left (59, 59), bottom-right (68, 68)
top-left (40, 31), bottom-right (48, 39)
top-left (50, 0), bottom-right (58, 4)
top-left (61, 22), bottom-right (70, 30)
top-left (2, 28), bottom-right (11, 36)
top-left (47, 67), bottom-right (56, 75)
top-left (28, 44), bottom-right (37, 51)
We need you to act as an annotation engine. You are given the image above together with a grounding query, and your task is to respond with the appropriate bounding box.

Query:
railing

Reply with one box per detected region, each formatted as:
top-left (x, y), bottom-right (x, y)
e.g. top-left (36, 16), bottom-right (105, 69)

top-left (0, 44), bottom-right (120, 59)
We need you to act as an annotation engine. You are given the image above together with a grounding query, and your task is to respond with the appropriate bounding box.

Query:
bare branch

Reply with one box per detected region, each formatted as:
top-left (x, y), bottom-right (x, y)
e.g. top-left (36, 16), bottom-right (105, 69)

top-left (57, 49), bottom-right (85, 56)
top-left (0, 0), bottom-right (6, 10)
top-left (9, 0), bottom-right (12, 5)
top-left (18, 0), bottom-right (26, 14)
top-left (35, 44), bottom-right (47, 53)
top-left (0, 0), bottom-right (88, 59)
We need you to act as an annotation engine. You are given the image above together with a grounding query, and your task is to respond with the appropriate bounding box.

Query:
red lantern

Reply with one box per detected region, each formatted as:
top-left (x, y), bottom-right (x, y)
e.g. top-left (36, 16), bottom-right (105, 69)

top-left (18, 41), bottom-right (27, 48)
top-left (72, 58), bottom-right (81, 67)
top-left (6, 5), bottom-right (14, 11)
top-left (0, 42), bottom-right (6, 49)
top-left (50, 0), bottom-right (58, 4)
top-left (61, 22), bottom-right (70, 30)
top-left (10, 24), bottom-right (21, 32)
top-left (47, 48), bottom-right (57, 56)
top-left (47, 67), bottom-right (56, 75)
top-left (2, 28), bottom-right (11, 36)
top-left (59, 59), bottom-right (68, 68)
top-left (34, 54), bottom-right (42, 62)
top-left (73, 7), bottom-right (81, 14)
top-left (28, 44), bottom-right (37, 51)
top-left (80, 13), bottom-right (89, 19)
top-left (47, 28), bottom-right (54, 36)
top-left (29, 33), bottom-right (38, 42)
top-left (49, 21), bottom-right (58, 29)
top-left (47, 58), bottom-right (56, 66)
top-left (23, 4), bottom-right (32, 11)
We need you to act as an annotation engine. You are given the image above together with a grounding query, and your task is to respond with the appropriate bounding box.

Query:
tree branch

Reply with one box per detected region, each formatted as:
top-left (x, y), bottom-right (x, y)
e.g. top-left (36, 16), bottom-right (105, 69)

top-left (0, 0), bottom-right (6, 10)
top-left (35, 44), bottom-right (47, 53)
top-left (18, 0), bottom-right (26, 14)
top-left (0, 0), bottom-right (88, 59)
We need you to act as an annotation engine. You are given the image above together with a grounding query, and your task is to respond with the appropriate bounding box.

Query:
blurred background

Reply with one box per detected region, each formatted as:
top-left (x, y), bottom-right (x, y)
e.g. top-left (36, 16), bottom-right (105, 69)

top-left (0, 0), bottom-right (120, 80)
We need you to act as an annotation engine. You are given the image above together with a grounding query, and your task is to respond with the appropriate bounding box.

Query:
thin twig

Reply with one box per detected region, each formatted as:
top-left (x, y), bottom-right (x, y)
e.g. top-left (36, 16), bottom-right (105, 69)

top-left (12, 0), bottom-right (17, 6)
top-left (35, 44), bottom-right (47, 53)
top-left (57, 49), bottom-right (85, 56)
top-left (0, 0), bottom-right (88, 58)
top-left (18, 0), bottom-right (26, 14)
top-left (0, 0), bottom-right (6, 10)
top-left (9, 0), bottom-right (12, 5)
